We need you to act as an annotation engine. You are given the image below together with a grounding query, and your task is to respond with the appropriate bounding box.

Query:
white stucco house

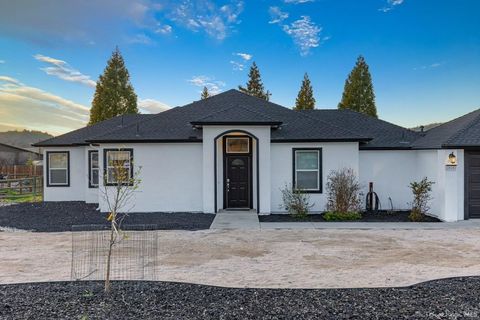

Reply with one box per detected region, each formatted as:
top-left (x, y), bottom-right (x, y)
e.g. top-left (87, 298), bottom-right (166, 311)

top-left (34, 89), bottom-right (480, 222)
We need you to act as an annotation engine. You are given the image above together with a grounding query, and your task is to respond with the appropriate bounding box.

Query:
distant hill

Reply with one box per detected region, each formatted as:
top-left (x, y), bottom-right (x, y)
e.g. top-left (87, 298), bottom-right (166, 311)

top-left (410, 123), bottom-right (442, 132)
top-left (0, 130), bottom-right (53, 149)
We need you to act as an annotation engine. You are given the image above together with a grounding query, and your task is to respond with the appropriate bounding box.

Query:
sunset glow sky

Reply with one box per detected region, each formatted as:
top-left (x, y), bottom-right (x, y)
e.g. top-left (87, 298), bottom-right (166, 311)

top-left (0, 0), bottom-right (479, 136)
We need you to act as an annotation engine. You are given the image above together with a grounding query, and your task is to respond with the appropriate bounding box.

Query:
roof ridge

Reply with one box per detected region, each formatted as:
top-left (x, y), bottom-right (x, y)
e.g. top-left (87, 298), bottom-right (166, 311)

top-left (443, 108), bottom-right (480, 146)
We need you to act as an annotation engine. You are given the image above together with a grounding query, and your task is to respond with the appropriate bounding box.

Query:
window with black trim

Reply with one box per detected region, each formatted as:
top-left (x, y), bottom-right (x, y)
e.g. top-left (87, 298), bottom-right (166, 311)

top-left (47, 151), bottom-right (69, 187)
top-left (293, 148), bottom-right (322, 193)
top-left (226, 137), bottom-right (249, 153)
top-left (104, 149), bottom-right (133, 186)
top-left (88, 150), bottom-right (99, 188)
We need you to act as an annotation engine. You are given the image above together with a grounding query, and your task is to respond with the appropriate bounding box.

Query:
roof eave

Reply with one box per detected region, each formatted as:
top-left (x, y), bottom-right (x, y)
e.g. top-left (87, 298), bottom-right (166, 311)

top-left (190, 121), bottom-right (283, 127)
top-left (271, 138), bottom-right (372, 143)
top-left (85, 138), bottom-right (203, 144)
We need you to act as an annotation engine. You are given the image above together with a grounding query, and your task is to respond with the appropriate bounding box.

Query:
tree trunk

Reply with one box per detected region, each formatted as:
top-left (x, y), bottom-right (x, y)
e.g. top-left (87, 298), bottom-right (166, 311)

top-left (104, 219), bottom-right (115, 293)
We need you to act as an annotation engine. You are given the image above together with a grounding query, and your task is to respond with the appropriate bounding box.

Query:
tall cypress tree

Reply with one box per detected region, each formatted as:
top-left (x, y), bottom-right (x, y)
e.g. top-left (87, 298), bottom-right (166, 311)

top-left (338, 55), bottom-right (377, 118)
top-left (88, 47), bottom-right (138, 125)
top-left (294, 73), bottom-right (315, 110)
top-left (238, 62), bottom-right (271, 101)
top-left (201, 86), bottom-right (210, 100)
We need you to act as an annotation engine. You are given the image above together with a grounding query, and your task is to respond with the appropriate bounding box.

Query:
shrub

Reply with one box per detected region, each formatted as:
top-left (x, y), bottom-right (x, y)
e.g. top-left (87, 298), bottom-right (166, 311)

top-left (280, 184), bottom-right (313, 219)
top-left (408, 177), bottom-right (434, 222)
top-left (323, 211), bottom-right (362, 221)
top-left (325, 168), bottom-right (362, 214)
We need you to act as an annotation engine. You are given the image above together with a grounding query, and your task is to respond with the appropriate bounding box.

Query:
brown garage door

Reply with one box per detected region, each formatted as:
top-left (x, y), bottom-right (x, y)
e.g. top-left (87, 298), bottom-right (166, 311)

top-left (466, 152), bottom-right (480, 219)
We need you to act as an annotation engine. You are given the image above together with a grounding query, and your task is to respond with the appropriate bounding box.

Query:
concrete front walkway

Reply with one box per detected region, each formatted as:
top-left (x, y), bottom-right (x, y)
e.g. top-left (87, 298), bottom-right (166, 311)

top-left (210, 211), bottom-right (260, 229)
top-left (261, 220), bottom-right (480, 230)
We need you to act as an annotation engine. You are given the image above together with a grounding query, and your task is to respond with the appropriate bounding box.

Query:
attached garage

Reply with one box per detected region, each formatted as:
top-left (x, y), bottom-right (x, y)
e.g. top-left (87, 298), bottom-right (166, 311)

top-left (465, 151), bottom-right (480, 219)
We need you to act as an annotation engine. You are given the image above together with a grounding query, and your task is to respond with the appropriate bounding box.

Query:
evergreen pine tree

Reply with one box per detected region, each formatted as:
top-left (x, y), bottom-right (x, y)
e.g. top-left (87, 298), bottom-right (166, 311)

top-left (338, 55), bottom-right (377, 117)
top-left (238, 62), bottom-right (271, 101)
top-left (88, 47), bottom-right (138, 125)
top-left (294, 73), bottom-right (315, 110)
top-left (201, 86), bottom-right (210, 99)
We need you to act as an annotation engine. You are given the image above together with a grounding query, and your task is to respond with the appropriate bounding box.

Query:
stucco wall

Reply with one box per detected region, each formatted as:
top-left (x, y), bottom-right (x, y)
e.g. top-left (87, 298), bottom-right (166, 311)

top-left (359, 149), bottom-right (465, 221)
top-left (43, 147), bottom-right (86, 202)
top-left (98, 143), bottom-right (203, 213)
top-left (271, 142), bottom-right (359, 213)
top-left (359, 150), bottom-right (417, 211)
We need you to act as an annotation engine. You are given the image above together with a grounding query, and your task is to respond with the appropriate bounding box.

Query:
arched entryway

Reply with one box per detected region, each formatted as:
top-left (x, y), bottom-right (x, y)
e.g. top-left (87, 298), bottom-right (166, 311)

top-left (214, 130), bottom-right (259, 213)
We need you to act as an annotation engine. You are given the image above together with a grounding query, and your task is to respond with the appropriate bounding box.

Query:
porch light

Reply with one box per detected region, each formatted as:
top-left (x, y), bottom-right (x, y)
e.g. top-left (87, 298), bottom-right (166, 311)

top-left (447, 152), bottom-right (457, 166)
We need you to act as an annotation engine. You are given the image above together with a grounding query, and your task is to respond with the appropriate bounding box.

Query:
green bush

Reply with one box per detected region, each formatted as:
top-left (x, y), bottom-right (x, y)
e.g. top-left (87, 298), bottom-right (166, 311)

top-left (280, 184), bottom-right (313, 219)
top-left (323, 211), bottom-right (362, 221)
top-left (408, 177), bottom-right (434, 222)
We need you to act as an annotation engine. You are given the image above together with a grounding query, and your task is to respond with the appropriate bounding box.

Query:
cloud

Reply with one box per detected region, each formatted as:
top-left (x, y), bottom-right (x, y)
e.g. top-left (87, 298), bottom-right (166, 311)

top-left (413, 62), bottom-right (445, 71)
top-left (0, 60), bottom-right (5, 64)
top-left (138, 98), bottom-right (170, 113)
top-left (34, 54), bottom-right (97, 88)
top-left (284, 0), bottom-right (314, 3)
top-left (235, 52), bottom-right (252, 61)
top-left (155, 24), bottom-right (173, 35)
top-left (282, 16), bottom-right (322, 56)
top-left (269, 6), bottom-right (289, 24)
top-left (126, 33), bottom-right (153, 44)
top-left (0, 0), bottom-right (162, 45)
top-left (230, 61), bottom-right (244, 71)
top-left (379, 0), bottom-right (404, 12)
top-left (0, 76), bottom-right (22, 86)
top-left (168, 1), bottom-right (244, 40)
top-left (188, 75), bottom-right (225, 94)
top-left (0, 75), bottom-right (90, 135)
top-left (230, 52), bottom-right (252, 71)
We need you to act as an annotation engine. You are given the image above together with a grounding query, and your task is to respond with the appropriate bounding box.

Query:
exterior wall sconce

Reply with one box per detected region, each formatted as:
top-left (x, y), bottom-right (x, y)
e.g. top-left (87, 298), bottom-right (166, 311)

top-left (446, 152), bottom-right (457, 166)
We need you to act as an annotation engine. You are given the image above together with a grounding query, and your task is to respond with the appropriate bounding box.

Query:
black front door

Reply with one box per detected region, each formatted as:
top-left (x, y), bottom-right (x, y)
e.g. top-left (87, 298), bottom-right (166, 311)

top-left (225, 155), bottom-right (251, 208)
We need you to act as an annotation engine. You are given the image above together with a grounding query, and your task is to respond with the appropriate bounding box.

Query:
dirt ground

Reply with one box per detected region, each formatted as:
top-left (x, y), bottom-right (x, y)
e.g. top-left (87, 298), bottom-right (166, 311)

top-left (1, 228), bottom-right (480, 288)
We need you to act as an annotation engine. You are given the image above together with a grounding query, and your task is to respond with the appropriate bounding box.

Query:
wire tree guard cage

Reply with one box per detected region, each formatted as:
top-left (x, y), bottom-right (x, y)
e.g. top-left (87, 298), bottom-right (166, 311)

top-left (71, 224), bottom-right (158, 281)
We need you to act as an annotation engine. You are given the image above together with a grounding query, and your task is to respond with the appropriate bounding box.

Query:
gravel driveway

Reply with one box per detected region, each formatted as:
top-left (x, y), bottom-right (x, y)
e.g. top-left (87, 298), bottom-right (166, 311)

top-left (1, 228), bottom-right (480, 288)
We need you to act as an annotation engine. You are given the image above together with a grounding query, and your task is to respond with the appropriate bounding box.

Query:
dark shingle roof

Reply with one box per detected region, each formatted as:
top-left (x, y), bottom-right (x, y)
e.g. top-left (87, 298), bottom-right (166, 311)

top-left (33, 114), bottom-right (153, 147)
top-left (88, 90), bottom-right (370, 143)
top-left (413, 109), bottom-right (480, 148)
top-left (35, 88), bottom-right (480, 150)
top-left (301, 109), bottom-right (421, 149)
top-left (190, 105), bottom-right (283, 126)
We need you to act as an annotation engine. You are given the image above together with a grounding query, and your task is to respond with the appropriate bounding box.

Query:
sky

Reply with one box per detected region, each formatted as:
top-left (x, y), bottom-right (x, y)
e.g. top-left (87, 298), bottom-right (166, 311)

top-left (0, 0), bottom-right (479, 136)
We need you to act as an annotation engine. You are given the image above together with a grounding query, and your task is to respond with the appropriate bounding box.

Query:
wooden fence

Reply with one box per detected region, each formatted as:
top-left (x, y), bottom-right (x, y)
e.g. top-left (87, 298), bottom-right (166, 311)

top-left (0, 165), bottom-right (43, 178)
top-left (0, 176), bottom-right (43, 200)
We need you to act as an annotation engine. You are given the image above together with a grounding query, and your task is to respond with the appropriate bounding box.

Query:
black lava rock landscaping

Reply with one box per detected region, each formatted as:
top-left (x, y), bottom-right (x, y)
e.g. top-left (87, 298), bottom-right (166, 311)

top-left (1, 277), bottom-right (479, 319)
top-left (259, 211), bottom-right (441, 223)
top-left (0, 201), bottom-right (214, 232)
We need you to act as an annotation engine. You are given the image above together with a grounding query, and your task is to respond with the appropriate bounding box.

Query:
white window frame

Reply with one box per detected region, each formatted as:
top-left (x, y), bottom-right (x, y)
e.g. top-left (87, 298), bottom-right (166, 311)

top-left (293, 149), bottom-right (321, 192)
top-left (104, 149), bottom-right (133, 186)
top-left (47, 151), bottom-right (69, 187)
top-left (89, 150), bottom-right (99, 188)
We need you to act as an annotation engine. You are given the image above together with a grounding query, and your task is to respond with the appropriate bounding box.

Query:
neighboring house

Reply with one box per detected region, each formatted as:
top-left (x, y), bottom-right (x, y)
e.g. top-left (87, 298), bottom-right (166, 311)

top-left (34, 89), bottom-right (479, 222)
top-left (0, 142), bottom-right (42, 166)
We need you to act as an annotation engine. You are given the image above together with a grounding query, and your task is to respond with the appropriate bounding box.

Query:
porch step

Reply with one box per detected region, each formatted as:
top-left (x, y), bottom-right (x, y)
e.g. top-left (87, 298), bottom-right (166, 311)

top-left (210, 211), bottom-right (260, 230)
